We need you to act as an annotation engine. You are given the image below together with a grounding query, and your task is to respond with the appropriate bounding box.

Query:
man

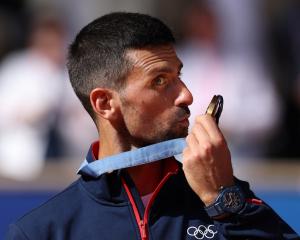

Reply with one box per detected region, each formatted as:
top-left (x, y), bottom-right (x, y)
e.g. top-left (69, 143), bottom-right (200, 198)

top-left (6, 12), bottom-right (299, 240)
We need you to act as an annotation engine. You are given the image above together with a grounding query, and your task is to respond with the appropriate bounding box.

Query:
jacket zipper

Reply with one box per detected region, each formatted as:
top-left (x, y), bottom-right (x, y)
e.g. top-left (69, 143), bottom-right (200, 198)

top-left (122, 169), bottom-right (178, 240)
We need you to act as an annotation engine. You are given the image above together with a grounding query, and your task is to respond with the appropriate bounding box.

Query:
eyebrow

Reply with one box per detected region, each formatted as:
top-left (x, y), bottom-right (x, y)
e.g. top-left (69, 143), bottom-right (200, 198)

top-left (148, 62), bottom-right (183, 75)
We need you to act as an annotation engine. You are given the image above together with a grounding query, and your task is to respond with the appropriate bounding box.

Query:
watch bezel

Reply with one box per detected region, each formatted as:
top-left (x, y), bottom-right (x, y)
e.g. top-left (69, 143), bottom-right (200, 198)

top-left (204, 185), bottom-right (245, 217)
top-left (219, 186), bottom-right (245, 213)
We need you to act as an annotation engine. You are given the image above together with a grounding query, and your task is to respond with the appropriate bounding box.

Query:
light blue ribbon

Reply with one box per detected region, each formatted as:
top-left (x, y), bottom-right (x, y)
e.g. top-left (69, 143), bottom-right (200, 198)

top-left (78, 138), bottom-right (187, 177)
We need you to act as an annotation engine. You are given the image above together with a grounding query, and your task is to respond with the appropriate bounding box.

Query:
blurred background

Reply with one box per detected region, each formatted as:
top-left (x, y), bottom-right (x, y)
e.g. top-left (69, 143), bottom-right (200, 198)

top-left (0, 0), bottom-right (299, 237)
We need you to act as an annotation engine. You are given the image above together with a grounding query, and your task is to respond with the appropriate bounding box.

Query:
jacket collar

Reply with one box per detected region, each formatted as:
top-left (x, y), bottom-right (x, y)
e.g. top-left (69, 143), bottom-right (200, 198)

top-left (86, 141), bottom-right (99, 163)
top-left (78, 142), bottom-right (181, 205)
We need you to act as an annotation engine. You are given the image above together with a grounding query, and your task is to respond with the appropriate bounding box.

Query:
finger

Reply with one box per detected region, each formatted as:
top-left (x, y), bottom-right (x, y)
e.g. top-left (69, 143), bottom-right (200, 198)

top-left (191, 120), bottom-right (211, 145)
top-left (190, 122), bottom-right (217, 161)
top-left (183, 133), bottom-right (199, 163)
top-left (195, 115), bottom-right (224, 143)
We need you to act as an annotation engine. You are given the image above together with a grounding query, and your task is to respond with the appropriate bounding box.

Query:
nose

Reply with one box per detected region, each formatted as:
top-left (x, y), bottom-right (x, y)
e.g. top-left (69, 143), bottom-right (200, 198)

top-left (174, 81), bottom-right (193, 106)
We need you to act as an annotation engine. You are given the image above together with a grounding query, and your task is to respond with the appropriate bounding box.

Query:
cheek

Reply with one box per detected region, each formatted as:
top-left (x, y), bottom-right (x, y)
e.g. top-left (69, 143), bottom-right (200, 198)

top-left (121, 89), bottom-right (176, 127)
top-left (123, 101), bottom-right (170, 131)
top-left (130, 104), bottom-right (159, 125)
top-left (140, 100), bottom-right (172, 123)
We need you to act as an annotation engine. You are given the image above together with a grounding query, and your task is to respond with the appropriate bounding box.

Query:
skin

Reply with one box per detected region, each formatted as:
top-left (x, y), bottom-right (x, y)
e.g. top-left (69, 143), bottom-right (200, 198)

top-left (90, 44), bottom-right (234, 205)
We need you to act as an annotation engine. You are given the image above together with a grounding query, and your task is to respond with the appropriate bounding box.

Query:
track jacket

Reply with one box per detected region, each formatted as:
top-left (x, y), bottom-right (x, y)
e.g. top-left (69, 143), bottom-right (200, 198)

top-left (6, 143), bottom-right (299, 240)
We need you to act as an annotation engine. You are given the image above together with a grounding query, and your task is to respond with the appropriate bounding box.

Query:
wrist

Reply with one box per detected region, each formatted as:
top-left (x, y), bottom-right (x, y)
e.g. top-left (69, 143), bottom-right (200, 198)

top-left (204, 185), bottom-right (245, 218)
top-left (200, 183), bottom-right (234, 206)
top-left (200, 191), bottom-right (219, 206)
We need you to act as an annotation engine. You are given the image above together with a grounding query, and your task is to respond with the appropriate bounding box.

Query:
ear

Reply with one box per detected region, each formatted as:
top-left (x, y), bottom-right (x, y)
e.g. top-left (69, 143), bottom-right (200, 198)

top-left (90, 88), bottom-right (119, 120)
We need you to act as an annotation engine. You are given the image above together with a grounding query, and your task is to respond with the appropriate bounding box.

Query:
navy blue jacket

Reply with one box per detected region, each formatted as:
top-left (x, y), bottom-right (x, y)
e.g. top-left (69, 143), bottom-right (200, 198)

top-left (6, 144), bottom-right (299, 240)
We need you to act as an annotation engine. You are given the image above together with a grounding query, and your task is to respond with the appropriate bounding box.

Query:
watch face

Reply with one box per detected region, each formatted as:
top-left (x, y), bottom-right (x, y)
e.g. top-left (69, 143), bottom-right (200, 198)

top-left (221, 189), bottom-right (244, 213)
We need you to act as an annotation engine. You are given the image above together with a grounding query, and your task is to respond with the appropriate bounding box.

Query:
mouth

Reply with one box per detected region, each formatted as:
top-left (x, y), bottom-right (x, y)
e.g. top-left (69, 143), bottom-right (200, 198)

top-left (175, 106), bottom-right (191, 128)
top-left (178, 114), bottom-right (190, 126)
top-left (178, 113), bottom-right (190, 121)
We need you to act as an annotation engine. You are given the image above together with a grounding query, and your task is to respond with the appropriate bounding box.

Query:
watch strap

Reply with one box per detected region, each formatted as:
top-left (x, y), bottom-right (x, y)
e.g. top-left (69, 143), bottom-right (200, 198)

top-left (204, 200), bottom-right (224, 217)
top-left (204, 185), bottom-right (245, 218)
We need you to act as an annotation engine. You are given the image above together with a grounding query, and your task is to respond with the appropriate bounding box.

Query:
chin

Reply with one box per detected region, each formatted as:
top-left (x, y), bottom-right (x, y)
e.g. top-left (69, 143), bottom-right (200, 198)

top-left (133, 125), bottom-right (188, 147)
top-left (174, 125), bottom-right (189, 138)
top-left (162, 128), bottom-right (188, 142)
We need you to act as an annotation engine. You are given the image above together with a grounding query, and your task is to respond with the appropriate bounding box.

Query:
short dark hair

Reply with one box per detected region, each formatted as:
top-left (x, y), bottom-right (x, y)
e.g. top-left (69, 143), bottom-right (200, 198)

top-left (67, 12), bottom-right (175, 120)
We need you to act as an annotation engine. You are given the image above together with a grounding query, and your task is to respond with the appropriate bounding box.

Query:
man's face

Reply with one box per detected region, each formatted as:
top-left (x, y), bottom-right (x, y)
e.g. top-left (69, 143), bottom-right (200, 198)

top-left (118, 45), bottom-right (193, 147)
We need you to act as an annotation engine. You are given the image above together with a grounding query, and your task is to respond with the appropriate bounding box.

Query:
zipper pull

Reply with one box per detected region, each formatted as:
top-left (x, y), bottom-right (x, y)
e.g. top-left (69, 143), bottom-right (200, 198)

top-left (140, 220), bottom-right (147, 240)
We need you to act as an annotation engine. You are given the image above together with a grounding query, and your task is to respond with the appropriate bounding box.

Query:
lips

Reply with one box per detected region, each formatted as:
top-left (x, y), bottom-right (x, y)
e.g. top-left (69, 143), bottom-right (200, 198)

top-left (177, 106), bottom-right (190, 121)
top-left (178, 115), bottom-right (190, 127)
top-left (178, 113), bottom-right (191, 122)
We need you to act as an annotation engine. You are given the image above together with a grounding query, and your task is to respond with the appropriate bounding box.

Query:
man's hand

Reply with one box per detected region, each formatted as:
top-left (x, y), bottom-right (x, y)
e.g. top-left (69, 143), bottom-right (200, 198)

top-left (182, 114), bottom-right (234, 206)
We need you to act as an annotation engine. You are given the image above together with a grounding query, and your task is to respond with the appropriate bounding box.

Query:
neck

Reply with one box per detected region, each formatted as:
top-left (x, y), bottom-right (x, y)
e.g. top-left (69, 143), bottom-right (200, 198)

top-left (97, 121), bottom-right (164, 196)
top-left (126, 161), bottom-right (163, 196)
top-left (98, 121), bottom-right (132, 159)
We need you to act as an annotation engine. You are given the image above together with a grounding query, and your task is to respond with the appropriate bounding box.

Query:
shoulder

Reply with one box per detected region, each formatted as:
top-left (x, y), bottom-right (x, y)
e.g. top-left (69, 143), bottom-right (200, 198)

top-left (7, 179), bottom-right (83, 239)
top-left (23, 179), bottom-right (83, 219)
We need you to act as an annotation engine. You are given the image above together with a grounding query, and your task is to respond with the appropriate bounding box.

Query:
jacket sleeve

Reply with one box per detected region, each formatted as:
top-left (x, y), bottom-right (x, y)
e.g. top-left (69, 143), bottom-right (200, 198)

top-left (5, 224), bottom-right (29, 240)
top-left (213, 178), bottom-right (300, 239)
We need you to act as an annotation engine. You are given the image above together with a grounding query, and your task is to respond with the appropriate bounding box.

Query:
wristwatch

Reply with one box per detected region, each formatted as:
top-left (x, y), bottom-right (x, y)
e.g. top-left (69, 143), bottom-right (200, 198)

top-left (204, 185), bottom-right (245, 218)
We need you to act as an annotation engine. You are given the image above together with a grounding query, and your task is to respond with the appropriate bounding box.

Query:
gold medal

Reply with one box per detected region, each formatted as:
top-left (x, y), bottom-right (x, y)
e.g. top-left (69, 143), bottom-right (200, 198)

top-left (206, 95), bottom-right (223, 124)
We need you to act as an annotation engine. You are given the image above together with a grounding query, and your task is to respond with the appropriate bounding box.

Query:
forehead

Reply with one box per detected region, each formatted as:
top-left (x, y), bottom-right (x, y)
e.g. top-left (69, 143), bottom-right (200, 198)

top-left (125, 45), bottom-right (182, 73)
